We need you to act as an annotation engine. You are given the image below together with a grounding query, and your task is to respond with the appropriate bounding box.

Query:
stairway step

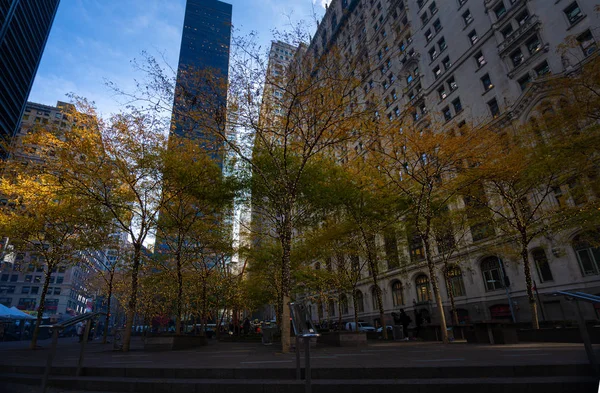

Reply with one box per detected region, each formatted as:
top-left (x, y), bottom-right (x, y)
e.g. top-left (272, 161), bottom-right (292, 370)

top-left (1, 374), bottom-right (598, 393)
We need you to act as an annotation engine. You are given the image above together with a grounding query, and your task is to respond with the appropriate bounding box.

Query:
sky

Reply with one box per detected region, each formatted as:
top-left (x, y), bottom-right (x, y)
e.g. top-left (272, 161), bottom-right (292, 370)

top-left (29, 0), bottom-right (328, 116)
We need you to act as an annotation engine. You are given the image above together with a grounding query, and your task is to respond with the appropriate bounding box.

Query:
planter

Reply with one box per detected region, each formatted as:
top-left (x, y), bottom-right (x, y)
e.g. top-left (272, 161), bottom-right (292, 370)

top-left (144, 335), bottom-right (208, 351)
top-left (317, 331), bottom-right (367, 347)
top-left (518, 326), bottom-right (600, 344)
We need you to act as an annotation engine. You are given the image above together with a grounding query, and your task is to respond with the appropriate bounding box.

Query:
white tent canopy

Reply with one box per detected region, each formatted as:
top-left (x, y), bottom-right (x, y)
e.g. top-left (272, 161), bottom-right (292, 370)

top-left (0, 304), bottom-right (35, 320)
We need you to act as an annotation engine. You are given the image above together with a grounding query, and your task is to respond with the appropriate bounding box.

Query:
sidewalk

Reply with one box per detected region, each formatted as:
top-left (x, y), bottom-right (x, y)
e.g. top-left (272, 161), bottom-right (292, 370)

top-left (0, 336), bottom-right (597, 369)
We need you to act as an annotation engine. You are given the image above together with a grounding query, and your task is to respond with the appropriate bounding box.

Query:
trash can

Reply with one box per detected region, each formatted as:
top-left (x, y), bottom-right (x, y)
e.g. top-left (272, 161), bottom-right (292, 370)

top-left (392, 325), bottom-right (405, 341)
top-left (113, 328), bottom-right (124, 350)
top-left (261, 323), bottom-right (276, 345)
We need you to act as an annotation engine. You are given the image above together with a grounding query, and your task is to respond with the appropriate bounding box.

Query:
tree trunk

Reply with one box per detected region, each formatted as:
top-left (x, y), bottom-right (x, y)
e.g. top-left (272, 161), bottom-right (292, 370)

top-left (103, 273), bottom-right (114, 344)
top-left (520, 237), bottom-right (540, 329)
top-left (364, 231), bottom-right (387, 339)
top-left (422, 234), bottom-right (449, 344)
top-left (352, 289), bottom-right (359, 332)
top-left (279, 217), bottom-right (292, 353)
top-left (30, 265), bottom-right (53, 349)
top-left (122, 245), bottom-right (142, 352)
top-left (176, 250), bottom-right (183, 336)
top-left (443, 265), bottom-right (459, 325)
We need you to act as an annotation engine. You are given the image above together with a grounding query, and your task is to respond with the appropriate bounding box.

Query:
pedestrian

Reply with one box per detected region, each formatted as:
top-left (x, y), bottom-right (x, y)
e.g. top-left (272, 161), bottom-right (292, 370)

top-left (243, 317), bottom-right (251, 335)
top-left (399, 309), bottom-right (412, 340)
top-left (414, 310), bottom-right (423, 339)
top-left (76, 321), bottom-right (84, 343)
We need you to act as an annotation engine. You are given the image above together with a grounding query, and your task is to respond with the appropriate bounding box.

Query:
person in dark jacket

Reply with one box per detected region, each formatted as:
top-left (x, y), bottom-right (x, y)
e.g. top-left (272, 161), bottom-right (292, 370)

top-left (399, 309), bottom-right (412, 340)
top-left (243, 317), bottom-right (251, 335)
top-left (414, 310), bottom-right (423, 339)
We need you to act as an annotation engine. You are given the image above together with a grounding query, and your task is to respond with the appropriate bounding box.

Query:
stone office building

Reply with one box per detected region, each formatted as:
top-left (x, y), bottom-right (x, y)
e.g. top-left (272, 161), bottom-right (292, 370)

top-left (301, 0), bottom-right (599, 326)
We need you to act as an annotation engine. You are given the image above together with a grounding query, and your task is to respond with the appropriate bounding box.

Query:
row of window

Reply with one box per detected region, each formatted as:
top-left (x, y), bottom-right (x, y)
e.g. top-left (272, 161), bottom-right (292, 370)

top-left (0, 273), bottom-right (65, 283)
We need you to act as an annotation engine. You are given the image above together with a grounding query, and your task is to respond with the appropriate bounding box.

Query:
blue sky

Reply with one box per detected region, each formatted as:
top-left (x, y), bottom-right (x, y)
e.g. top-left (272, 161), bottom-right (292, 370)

top-left (29, 0), bottom-right (327, 116)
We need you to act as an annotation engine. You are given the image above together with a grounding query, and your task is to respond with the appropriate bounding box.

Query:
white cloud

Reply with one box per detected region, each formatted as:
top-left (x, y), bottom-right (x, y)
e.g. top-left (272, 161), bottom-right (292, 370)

top-left (313, 0), bottom-right (331, 8)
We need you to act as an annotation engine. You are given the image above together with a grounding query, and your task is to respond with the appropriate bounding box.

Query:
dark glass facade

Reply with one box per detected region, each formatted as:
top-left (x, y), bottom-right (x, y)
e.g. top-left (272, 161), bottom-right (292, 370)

top-left (0, 0), bottom-right (60, 156)
top-left (171, 0), bottom-right (232, 161)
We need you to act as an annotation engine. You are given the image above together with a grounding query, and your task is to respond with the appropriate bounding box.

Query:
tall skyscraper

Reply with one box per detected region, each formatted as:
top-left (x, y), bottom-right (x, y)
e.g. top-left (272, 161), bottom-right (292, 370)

top-left (0, 0), bottom-right (60, 157)
top-left (171, 0), bottom-right (232, 161)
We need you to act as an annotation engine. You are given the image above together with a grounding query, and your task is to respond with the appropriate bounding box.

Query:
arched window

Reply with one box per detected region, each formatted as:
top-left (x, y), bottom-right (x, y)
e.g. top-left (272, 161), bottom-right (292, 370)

top-left (415, 274), bottom-right (431, 303)
top-left (355, 290), bottom-right (364, 313)
top-left (391, 281), bottom-right (404, 306)
top-left (371, 286), bottom-right (380, 310)
top-left (445, 265), bottom-right (466, 297)
top-left (328, 299), bottom-right (335, 317)
top-left (573, 232), bottom-right (600, 276)
top-left (340, 294), bottom-right (349, 315)
top-left (532, 248), bottom-right (553, 282)
top-left (481, 256), bottom-right (505, 291)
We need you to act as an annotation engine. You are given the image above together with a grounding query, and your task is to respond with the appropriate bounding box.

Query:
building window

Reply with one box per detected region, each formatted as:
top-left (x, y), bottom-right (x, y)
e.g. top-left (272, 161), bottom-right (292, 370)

top-left (438, 37), bottom-right (447, 52)
top-left (409, 234), bottom-right (425, 261)
top-left (518, 74), bottom-right (531, 91)
top-left (474, 51), bottom-right (486, 67)
top-left (25, 275), bottom-right (32, 283)
top-left (421, 12), bottom-right (429, 26)
top-left (56, 276), bottom-right (64, 284)
top-left (511, 49), bottom-right (524, 67)
top-left (494, 2), bottom-right (507, 19)
top-left (481, 257), bottom-right (505, 291)
top-left (328, 299), bottom-right (336, 317)
top-left (447, 76), bottom-right (458, 91)
top-left (468, 30), bottom-right (478, 45)
top-left (429, 1), bottom-right (438, 15)
top-left (488, 98), bottom-right (500, 117)
top-left (577, 30), bottom-right (597, 57)
top-left (425, 29), bottom-right (433, 42)
top-left (340, 294), bottom-right (349, 314)
top-left (573, 232), bottom-right (600, 276)
top-left (391, 281), bottom-right (404, 306)
top-left (462, 10), bottom-right (473, 26)
top-left (516, 10), bottom-right (530, 26)
top-left (371, 286), bottom-right (380, 310)
top-left (564, 2), bottom-right (583, 25)
top-left (501, 24), bottom-right (514, 39)
top-left (526, 36), bottom-right (542, 54)
top-left (0, 274), bottom-right (7, 282)
top-left (433, 65), bottom-right (442, 79)
top-left (452, 97), bottom-right (463, 113)
top-left (18, 298), bottom-right (36, 311)
top-left (355, 290), bottom-right (365, 312)
top-left (532, 248), bottom-right (553, 282)
top-left (417, 0), bottom-right (424, 8)
top-left (481, 74), bottom-right (493, 91)
top-left (445, 265), bottom-right (466, 297)
top-left (433, 19), bottom-right (442, 33)
top-left (22, 286), bottom-right (30, 294)
top-left (415, 274), bottom-right (432, 303)
top-left (429, 47), bottom-right (438, 61)
top-left (443, 106), bottom-right (452, 121)
top-left (438, 86), bottom-right (447, 100)
top-left (31, 286), bottom-right (39, 295)
top-left (534, 61), bottom-right (550, 76)
top-left (458, 0), bottom-right (467, 6)
top-left (442, 56), bottom-right (451, 70)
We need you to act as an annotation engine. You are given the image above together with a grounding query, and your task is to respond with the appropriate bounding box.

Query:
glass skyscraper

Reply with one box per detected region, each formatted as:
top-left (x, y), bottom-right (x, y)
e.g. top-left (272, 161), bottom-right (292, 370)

top-left (0, 0), bottom-right (60, 157)
top-left (171, 0), bottom-right (232, 162)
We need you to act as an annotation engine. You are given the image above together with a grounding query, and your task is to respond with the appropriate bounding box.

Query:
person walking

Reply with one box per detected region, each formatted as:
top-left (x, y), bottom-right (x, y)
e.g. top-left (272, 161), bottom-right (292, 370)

top-left (414, 310), bottom-right (423, 339)
top-left (399, 309), bottom-right (412, 340)
top-left (76, 321), bottom-right (84, 343)
top-left (243, 317), bottom-right (251, 335)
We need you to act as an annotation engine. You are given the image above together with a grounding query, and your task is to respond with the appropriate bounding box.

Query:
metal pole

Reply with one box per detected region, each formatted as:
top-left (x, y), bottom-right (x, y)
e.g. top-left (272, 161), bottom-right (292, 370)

top-left (497, 257), bottom-right (516, 323)
top-left (40, 328), bottom-right (59, 393)
top-left (295, 335), bottom-right (301, 380)
top-left (76, 320), bottom-right (91, 377)
top-left (574, 300), bottom-right (598, 375)
top-left (305, 336), bottom-right (311, 393)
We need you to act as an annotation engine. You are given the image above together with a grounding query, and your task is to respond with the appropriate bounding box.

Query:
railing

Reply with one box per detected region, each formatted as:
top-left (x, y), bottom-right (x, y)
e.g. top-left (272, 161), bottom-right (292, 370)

top-left (548, 291), bottom-right (599, 374)
top-left (40, 312), bottom-right (106, 393)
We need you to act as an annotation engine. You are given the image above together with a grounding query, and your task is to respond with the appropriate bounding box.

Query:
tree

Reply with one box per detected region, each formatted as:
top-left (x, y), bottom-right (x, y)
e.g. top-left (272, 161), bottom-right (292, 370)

top-left (370, 120), bottom-right (490, 343)
top-left (155, 135), bottom-right (236, 335)
top-left (24, 99), bottom-right (170, 351)
top-left (0, 162), bottom-right (105, 349)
